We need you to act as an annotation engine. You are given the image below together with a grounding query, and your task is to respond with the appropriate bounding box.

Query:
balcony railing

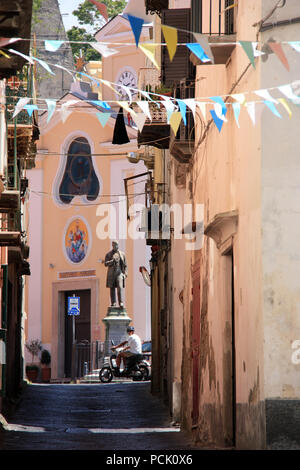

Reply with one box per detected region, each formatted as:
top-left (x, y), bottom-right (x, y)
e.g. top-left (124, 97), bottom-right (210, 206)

top-left (5, 67), bottom-right (34, 126)
top-left (170, 78), bottom-right (195, 164)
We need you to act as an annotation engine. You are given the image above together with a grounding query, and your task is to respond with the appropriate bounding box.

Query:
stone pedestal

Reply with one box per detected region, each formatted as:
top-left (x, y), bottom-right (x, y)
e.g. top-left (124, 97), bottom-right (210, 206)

top-left (102, 307), bottom-right (132, 355)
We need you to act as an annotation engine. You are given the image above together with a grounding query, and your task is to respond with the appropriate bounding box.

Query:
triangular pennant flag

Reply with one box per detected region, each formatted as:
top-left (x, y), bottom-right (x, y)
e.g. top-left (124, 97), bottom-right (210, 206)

top-left (139, 43), bottom-right (159, 69)
top-left (186, 43), bottom-right (211, 63)
top-left (183, 99), bottom-right (197, 119)
top-left (255, 89), bottom-right (278, 103)
top-left (53, 63), bottom-right (75, 79)
top-left (252, 42), bottom-right (265, 57)
top-left (8, 48), bottom-right (34, 64)
top-left (91, 43), bottom-right (118, 57)
top-left (136, 101), bottom-right (152, 121)
top-left (177, 99), bottom-right (187, 125)
top-left (24, 104), bottom-right (39, 116)
top-left (112, 107), bottom-right (130, 145)
top-left (116, 101), bottom-right (137, 119)
top-left (45, 99), bottom-right (56, 123)
top-left (90, 100), bottom-right (111, 110)
top-left (45, 40), bottom-right (64, 52)
top-left (0, 37), bottom-right (20, 48)
top-left (160, 97), bottom-right (176, 123)
top-left (278, 98), bottom-right (292, 118)
top-left (289, 41), bottom-right (300, 53)
top-left (60, 100), bottom-right (78, 123)
top-left (140, 90), bottom-right (155, 102)
top-left (87, 1), bottom-right (108, 21)
top-left (231, 93), bottom-right (246, 104)
top-left (232, 102), bottom-right (241, 128)
top-left (12, 98), bottom-right (30, 118)
top-left (133, 113), bottom-right (147, 132)
top-left (246, 102), bottom-right (256, 126)
top-left (32, 56), bottom-right (55, 75)
top-left (96, 112), bottom-right (111, 127)
top-left (263, 100), bottom-right (282, 118)
top-left (210, 96), bottom-right (227, 121)
top-left (267, 41), bottom-right (289, 71)
top-left (209, 108), bottom-right (227, 132)
top-left (127, 14), bottom-right (144, 47)
top-left (239, 41), bottom-right (255, 68)
top-left (162, 25), bottom-right (178, 62)
top-left (193, 33), bottom-right (214, 63)
top-left (78, 71), bottom-right (100, 87)
top-left (119, 85), bottom-right (133, 103)
top-left (0, 50), bottom-right (10, 59)
top-left (196, 101), bottom-right (207, 122)
top-left (278, 84), bottom-right (299, 101)
top-left (169, 112), bottom-right (182, 135)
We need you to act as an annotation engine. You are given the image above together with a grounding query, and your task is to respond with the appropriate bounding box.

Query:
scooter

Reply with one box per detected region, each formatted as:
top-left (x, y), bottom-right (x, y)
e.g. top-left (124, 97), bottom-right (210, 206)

top-left (99, 342), bottom-right (150, 383)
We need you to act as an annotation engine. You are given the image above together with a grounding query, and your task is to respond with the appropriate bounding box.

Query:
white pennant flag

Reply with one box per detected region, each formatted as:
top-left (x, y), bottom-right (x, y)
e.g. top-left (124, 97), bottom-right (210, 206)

top-left (133, 113), bottom-right (147, 132)
top-left (120, 85), bottom-right (133, 103)
top-left (183, 98), bottom-right (197, 119)
top-left (196, 101), bottom-right (207, 122)
top-left (255, 89), bottom-right (278, 103)
top-left (45, 99), bottom-right (56, 123)
top-left (231, 93), bottom-right (246, 104)
top-left (136, 101), bottom-right (152, 121)
top-left (12, 98), bottom-right (30, 118)
top-left (278, 84), bottom-right (300, 101)
top-left (91, 43), bottom-right (118, 58)
top-left (214, 103), bottom-right (228, 122)
top-left (60, 100), bottom-right (78, 123)
top-left (9, 48), bottom-right (34, 65)
top-left (160, 97), bottom-right (176, 123)
top-left (252, 42), bottom-right (265, 57)
top-left (246, 102), bottom-right (256, 126)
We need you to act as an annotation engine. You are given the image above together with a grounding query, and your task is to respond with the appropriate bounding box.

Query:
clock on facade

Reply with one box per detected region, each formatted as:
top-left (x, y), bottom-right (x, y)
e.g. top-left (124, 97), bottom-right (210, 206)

top-left (115, 69), bottom-right (138, 99)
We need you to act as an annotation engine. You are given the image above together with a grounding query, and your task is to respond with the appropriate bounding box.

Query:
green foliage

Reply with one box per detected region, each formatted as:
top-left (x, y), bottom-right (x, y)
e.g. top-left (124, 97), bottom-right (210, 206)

top-left (41, 349), bottom-right (51, 366)
top-left (32, 0), bottom-right (44, 24)
top-left (73, 0), bottom-right (126, 31)
top-left (67, 26), bottom-right (101, 61)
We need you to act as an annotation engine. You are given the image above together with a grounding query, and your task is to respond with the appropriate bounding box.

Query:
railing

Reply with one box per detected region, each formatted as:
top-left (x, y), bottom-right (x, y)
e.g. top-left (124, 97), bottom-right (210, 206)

top-left (192, 0), bottom-right (236, 36)
top-left (138, 67), bottom-right (161, 97)
top-left (0, 211), bottom-right (21, 233)
top-left (173, 78), bottom-right (195, 142)
top-left (74, 340), bottom-right (108, 379)
top-left (5, 66), bottom-right (34, 126)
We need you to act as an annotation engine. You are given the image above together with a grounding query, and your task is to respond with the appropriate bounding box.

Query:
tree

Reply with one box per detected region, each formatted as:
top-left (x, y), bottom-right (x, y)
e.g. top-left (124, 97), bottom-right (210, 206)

top-left (67, 26), bottom-right (101, 62)
top-left (73, 0), bottom-right (126, 33)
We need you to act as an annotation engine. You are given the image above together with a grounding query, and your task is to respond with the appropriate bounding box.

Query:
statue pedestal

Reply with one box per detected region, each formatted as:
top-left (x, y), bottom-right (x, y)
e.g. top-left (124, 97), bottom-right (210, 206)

top-left (102, 307), bottom-right (132, 355)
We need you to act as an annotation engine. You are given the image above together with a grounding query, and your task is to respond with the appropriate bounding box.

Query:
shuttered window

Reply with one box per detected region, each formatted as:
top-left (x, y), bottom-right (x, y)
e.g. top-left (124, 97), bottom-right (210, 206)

top-left (161, 8), bottom-right (194, 87)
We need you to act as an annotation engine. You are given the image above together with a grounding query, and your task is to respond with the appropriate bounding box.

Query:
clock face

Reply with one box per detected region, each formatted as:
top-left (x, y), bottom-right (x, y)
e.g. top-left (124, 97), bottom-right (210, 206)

top-left (116, 70), bottom-right (137, 99)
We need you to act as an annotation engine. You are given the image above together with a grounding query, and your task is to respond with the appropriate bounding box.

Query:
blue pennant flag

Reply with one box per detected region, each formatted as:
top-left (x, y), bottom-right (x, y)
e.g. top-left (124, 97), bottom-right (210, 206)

top-left (209, 107), bottom-right (228, 132)
top-left (264, 100), bottom-right (282, 118)
top-left (96, 112), bottom-right (111, 128)
top-left (177, 99), bottom-right (187, 126)
top-left (24, 104), bottom-right (39, 116)
top-left (127, 14), bottom-right (144, 47)
top-left (186, 43), bottom-right (211, 63)
top-left (90, 100), bottom-right (111, 110)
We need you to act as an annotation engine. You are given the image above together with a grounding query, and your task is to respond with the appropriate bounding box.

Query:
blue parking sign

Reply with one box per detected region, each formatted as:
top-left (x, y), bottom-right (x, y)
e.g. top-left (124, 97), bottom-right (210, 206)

top-left (68, 296), bottom-right (80, 316)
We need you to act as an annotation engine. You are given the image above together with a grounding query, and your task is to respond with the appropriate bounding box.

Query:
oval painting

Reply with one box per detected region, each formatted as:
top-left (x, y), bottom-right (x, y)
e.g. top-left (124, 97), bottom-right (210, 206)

top-left (64, 218), bottom-right (89, 264)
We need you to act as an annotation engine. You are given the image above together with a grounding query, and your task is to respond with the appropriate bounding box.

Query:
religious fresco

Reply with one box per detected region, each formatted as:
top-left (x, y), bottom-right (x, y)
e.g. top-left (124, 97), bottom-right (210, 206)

top-left (64, 218), bottom-right (90, 264)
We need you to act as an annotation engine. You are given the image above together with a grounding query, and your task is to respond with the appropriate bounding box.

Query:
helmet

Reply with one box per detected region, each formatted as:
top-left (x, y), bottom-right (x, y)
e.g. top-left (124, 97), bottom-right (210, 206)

top-left (127, 326), bottom-right (134, 332)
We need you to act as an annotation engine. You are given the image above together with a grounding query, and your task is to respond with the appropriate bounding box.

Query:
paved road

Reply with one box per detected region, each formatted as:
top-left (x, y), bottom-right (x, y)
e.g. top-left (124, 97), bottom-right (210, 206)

top-left (0, 381), bottom-right (198, 452)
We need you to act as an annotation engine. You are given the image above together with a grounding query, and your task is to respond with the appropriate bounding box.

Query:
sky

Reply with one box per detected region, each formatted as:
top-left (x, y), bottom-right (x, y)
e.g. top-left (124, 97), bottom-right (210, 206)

top-left (58, 0), bottom-right (82, 31)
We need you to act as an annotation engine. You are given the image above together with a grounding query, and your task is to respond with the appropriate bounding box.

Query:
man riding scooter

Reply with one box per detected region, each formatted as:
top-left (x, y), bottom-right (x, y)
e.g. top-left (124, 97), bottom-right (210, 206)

top-left (111, 326), bottom-right (142, 375)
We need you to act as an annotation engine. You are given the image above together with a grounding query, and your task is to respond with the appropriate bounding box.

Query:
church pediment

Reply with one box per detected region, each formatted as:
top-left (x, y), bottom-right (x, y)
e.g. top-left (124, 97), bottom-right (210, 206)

top-left (95, 14), bottom-right (150, 43)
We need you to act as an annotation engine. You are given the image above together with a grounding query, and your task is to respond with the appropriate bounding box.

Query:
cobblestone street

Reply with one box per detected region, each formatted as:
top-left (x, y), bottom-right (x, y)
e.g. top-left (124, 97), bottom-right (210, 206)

top-left (0, 382), bottom-right (198, 452)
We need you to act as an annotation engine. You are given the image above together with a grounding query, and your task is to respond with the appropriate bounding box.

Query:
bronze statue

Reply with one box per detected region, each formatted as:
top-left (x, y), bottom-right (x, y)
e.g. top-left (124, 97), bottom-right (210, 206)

top-left (104, 240), bottom-right (128, 308)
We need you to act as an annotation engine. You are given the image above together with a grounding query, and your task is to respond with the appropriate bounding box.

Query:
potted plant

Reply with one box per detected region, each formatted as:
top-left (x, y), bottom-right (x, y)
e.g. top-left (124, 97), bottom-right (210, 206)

top-left (25, 339), bottom-right (42, 382)
top-left (40, 349), bottom-right (51, 383)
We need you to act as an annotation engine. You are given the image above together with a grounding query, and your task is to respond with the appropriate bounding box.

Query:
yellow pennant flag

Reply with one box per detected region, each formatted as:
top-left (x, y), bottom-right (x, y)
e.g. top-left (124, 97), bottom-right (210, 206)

top-left (116, 101), bottom-right (137, 118)
top-left (162, 25), bottom-right (178, 62)
top-left (139, 43), bottom-right (160, 69)
top-left (169, 112), bottom-right (182, 134)
top-left (278, 98), bottom-right (292, 119)
top-left (0, 49), bottom-right (10, 58)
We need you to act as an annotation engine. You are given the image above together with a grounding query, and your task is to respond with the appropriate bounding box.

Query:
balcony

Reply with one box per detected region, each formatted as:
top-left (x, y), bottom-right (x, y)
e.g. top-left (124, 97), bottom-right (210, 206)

top-left (0, 0), bottom-right (34, 78)
top-left (0, 210), bottom-right (21, 247)
top-left (190, 0), bottom-right (236, 66)
top-left (170, 78), bottom-right (195, 164)
top-left (145, 0), bottom-right (169, 16)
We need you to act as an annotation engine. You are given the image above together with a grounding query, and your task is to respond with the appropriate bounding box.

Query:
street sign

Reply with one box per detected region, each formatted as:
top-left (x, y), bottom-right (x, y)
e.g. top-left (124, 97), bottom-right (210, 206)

top-left (68, 296), bottom-right (80, 316)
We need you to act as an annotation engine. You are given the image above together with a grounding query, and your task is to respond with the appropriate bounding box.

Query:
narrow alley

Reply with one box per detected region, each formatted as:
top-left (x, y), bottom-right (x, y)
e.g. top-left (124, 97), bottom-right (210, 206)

top-left (0, 381), bottom-right (198, 452)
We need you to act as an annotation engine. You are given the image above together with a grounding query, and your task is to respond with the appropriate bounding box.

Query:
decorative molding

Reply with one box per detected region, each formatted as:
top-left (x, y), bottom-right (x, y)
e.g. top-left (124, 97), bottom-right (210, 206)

top-left (204, 210), bottom-right (238, 253)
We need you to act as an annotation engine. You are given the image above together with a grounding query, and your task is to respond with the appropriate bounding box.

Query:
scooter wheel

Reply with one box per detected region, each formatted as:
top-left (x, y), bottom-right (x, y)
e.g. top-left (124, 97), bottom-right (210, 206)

top-left (99, 367), bottom-right (113, 383)
top-left (139, 365), bottom-right (149, 381)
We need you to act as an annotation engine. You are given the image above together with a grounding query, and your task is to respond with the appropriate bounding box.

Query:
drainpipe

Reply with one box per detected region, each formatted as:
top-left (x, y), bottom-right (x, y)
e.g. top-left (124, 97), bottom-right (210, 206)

top-left (260, 16), bottom-right (300, 31)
